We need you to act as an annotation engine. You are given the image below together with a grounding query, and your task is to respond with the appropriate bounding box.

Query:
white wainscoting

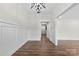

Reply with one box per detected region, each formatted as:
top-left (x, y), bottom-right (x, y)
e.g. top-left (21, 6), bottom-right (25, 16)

top-left (0, 22), bottom-right (28, 56)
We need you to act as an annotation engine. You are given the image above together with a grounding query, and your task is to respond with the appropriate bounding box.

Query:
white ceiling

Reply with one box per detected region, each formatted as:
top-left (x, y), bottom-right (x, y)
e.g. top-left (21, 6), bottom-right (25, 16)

top-left (19, 3), bottom-right (73, 20)
top-left (22, 3), bottom-right (56, 16)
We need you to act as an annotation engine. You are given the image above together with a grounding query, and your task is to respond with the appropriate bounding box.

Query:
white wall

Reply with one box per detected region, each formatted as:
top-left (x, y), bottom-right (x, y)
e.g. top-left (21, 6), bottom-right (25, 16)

top-left (47, 17), bottom-right (55, 45)
top-left (56, 4), bottom-right (79, 41)
top-left (47, 3), bottom-right (73, 45)
top-left (0, 21), bottom-right (28, 56)
top-left (0, 3), bottom-right (18, 24)
top-left (26, 15), bottom-right (41, 41)
top-left (0, 3), bottom-right (43, 56)
top-left (56, 19), bottom-right (79, 40)
top-left (0, 3), bottom-right (28, 56)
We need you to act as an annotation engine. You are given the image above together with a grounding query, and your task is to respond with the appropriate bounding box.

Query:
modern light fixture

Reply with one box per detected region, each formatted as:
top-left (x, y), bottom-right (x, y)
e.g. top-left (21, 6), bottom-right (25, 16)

top-left (31, 3), bottom-right (46, 13)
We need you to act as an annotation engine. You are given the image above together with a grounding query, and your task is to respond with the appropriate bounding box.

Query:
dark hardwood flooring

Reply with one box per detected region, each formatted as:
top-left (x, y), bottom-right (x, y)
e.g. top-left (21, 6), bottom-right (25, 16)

top-left (12, 34), bottom-right (70, 56)
top-left (58, 40), bottom-right (79, 56)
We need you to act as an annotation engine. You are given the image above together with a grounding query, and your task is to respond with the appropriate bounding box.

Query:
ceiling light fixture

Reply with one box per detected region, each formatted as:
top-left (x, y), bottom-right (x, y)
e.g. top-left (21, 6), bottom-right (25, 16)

top-left (31, 3), bottom-right (46, 13)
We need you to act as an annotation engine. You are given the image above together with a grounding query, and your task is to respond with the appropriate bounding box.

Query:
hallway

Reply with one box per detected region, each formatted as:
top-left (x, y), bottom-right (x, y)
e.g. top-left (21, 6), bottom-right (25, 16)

top-left (0, 3), bottom-right (79, 56)
top-left (12, 34), bottom-right (69, 56)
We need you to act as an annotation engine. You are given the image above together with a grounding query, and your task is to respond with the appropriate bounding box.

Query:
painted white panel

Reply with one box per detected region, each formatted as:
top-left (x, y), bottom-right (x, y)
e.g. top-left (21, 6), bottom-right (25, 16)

top-left (0, 22), bottom-right (3, 55)
top-left (0, 22), bottom-right (1, 41)
top-left (1, 23), bottom-right (17, 55)
top-left (16, 27), bottom-right (27, 45)
top-left (0, 23), bottom-right (28, 56)
top-left (0, 3), bottom-right (28, 55)
top-left (14, 27), bottom-right (28, 55)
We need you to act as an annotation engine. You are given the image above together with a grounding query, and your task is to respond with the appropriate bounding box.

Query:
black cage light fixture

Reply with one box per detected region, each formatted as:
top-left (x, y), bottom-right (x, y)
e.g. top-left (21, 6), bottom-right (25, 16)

top-left (31, 3), bottom-right (46, 13)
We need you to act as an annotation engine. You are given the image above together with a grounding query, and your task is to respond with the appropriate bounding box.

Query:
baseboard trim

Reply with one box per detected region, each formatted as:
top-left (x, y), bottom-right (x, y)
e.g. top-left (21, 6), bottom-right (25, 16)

top-left (10, 40), bottom-right (28, 56)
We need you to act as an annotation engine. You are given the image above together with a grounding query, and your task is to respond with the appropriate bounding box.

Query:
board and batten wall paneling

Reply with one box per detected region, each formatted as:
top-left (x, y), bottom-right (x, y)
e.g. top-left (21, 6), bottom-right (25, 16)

top-left (16, 27), bottom-right (28, 50)
top-left (0, 22), bottom-right (28, 56)
top-left (1, 23), bottom-right (17, 55)
top-left (0, 3), bottom-right (28, 56)
top-left (0, 22), bottom-right (3, 55)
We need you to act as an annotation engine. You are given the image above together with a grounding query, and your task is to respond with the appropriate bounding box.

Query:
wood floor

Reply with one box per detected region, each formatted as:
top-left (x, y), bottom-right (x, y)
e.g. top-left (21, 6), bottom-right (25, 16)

top-left (58, 40), bottom-right (79, 56)
top-left (12, 34), bottom-right (70, 56)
